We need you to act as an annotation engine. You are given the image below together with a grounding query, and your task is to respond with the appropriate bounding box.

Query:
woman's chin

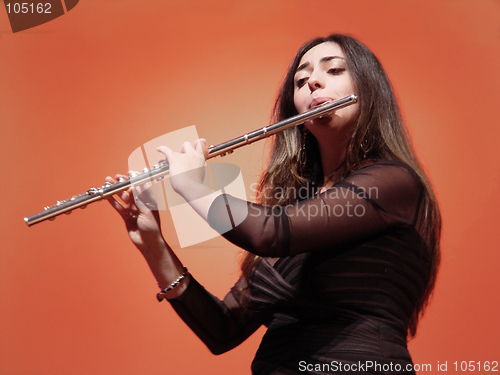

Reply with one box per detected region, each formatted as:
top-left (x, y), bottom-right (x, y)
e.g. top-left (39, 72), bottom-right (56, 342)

top-left (306, 116), bottom-right (332, 128)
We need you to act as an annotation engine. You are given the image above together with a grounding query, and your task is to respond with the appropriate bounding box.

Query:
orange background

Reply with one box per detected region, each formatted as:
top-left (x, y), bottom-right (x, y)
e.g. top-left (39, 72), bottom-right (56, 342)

top-left (1, 1), bottom-right (499, 374)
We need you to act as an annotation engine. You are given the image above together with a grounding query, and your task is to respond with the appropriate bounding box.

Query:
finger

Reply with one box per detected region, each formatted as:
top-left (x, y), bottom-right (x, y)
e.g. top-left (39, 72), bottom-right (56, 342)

top-left (107, 174), bottom-right (132, 203)
top-left (103, 174), bottom-right (140, 220)
top-left (131, 181), bottom-right (152, 203)
top-left (178, 141), bottom-right (194, 154)
top-left (103, 174), bottom-right (127, 208)
top-left (157, 145), bottom-right (175, 164)
top-left (114, 173), bottom-right (128, 181)
top-left (136, 188), bottom-right (158, 211)
top-left (114, 188), bottom-right (131, 205)
top-left (106, 195), bottom-right (128, 218)
top-left (195, 138), bottom-right (209, 159)
top-left (106, 172), bottom-right (132, 204)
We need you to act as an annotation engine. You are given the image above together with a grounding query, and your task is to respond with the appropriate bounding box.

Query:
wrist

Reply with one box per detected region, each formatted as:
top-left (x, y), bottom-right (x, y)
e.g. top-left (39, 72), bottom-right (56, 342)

top-left (156, 267), bottom-right (190, 301)
top-left (140, 240), bottom-right (189, 297)
top-left (139, 236), bottom-right (169, 263)
top-left (182, 188), bottom-right (222, 222)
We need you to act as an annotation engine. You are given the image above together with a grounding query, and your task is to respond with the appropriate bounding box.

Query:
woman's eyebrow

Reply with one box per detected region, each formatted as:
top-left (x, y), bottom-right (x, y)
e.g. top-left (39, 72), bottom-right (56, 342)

top-left (321, 56), bottom-right (345, 63)
top-left (295, 56), bottom-right (346, 74)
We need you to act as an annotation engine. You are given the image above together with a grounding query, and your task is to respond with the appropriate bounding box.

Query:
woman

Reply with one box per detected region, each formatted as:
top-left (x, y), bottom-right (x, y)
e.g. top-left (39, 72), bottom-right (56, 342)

top-left (107, 34), bottom-right (440, 374)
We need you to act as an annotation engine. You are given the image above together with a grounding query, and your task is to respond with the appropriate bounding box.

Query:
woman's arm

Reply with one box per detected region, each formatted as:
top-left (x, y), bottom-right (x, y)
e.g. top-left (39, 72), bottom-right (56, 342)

top-left (106, 171), bottom-right (263, 354)
top-left (208, 161), bottom-right (424, 257)
top-left (168, 275), bottom-right (264, 355)
top-left (106, 174), bottom-right (189, 298)
top-left (157, 140), bottom-right (423, 258)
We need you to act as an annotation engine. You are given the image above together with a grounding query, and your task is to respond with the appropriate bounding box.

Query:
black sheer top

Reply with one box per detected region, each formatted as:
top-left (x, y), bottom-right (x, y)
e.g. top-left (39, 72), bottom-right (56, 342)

top-left (169, 160), bottom-right (430, 374)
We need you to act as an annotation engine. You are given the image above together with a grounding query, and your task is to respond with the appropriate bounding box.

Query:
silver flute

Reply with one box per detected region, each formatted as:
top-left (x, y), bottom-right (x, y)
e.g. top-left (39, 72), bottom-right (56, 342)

top-left (24, 94), bottom-right (358, 226)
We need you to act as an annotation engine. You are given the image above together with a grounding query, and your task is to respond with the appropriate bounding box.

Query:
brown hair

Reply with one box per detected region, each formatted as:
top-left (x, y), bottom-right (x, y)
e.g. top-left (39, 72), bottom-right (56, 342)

top-left (241, 34), bottom-right (441, 338)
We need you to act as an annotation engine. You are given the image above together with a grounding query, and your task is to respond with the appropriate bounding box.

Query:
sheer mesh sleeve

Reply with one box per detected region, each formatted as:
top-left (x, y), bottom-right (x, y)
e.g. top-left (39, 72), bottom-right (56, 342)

top-left (168, 275), bottom-right (264, 355)
top-left (207, 161), bottom-right (423, 257)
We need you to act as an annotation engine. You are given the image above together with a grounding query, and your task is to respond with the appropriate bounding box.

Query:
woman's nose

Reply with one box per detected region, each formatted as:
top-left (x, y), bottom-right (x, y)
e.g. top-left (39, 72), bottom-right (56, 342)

top-left (307, 72), bottom-right (324, 91)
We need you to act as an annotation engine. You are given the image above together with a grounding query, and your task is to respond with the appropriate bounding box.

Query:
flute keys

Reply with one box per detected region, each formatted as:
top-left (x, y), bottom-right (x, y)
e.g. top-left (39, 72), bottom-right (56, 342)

top-left (87, 187), bottom-right (99, 195)
top-left (104, 181), bottom-right (113, 187)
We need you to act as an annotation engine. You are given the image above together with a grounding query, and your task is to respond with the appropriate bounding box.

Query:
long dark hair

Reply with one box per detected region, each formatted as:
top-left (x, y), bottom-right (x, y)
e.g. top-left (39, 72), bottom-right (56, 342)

top-left (241, 34), bottom-right (441, 338)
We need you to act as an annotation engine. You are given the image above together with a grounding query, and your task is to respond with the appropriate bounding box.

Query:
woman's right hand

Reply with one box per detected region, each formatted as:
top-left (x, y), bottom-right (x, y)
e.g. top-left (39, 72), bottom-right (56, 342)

top-left (105, 175), bottom-right (190, 297)
top-left (105, 174), bottom-right (164, 254)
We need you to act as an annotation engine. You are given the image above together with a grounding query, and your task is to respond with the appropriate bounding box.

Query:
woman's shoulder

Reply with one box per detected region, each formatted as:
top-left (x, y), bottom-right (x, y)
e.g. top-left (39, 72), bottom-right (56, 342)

top-left (330, 159), bottom-right (425, 225)
top-left (351, 159), bottom-right (423, 188)
top-left (357, 159), bottom-right (417, 173)
top-left (338, 159), bottom-right (424, 206)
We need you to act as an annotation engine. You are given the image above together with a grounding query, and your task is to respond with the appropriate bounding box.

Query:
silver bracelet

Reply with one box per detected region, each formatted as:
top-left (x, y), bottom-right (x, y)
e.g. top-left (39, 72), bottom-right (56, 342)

top-left (156, 267), bottom-right (188, 302)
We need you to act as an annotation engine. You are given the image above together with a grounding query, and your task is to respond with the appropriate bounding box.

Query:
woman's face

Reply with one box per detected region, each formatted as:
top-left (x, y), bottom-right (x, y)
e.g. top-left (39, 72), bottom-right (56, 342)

top-left (293, 42), bottom-right (359, 134)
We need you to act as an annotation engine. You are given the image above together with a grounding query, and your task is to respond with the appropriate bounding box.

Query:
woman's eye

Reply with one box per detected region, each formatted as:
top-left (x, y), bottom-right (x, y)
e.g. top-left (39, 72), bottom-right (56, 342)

top-left (295, 78), bottom-right (308, 88)
top-left (328, 68), bottom-right (345, 75)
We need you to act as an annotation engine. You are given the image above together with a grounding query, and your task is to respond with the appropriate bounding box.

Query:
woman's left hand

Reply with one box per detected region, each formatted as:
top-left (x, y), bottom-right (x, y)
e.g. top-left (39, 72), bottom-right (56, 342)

top-left (157, 138), bottom-right (209, 198)
top-left (105, 174), bottom-right (164, 254)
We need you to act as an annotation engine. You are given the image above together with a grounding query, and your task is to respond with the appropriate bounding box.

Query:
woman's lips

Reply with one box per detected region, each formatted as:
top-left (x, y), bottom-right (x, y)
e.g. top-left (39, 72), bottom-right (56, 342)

top-left (309, 97), bottom-right (335, 109)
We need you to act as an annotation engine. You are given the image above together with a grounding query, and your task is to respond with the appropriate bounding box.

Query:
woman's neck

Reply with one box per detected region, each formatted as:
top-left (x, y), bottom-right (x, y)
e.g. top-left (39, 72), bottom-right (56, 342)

top-left (316, 129), bottom-right (350, 188)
